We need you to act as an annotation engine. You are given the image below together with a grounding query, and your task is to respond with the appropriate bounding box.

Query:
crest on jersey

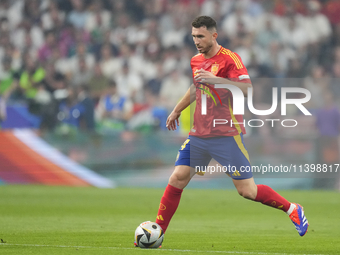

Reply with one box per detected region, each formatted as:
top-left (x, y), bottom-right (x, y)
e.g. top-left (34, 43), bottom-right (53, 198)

top-left (211, 64), bottom-right (219, 75)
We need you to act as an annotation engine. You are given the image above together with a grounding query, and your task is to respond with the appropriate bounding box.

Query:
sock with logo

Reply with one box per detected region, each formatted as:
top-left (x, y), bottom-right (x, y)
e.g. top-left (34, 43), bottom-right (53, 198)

top-left (155, 184), bottom-right (183, 233)
top-left (254, 184), bottom-right (291, 212)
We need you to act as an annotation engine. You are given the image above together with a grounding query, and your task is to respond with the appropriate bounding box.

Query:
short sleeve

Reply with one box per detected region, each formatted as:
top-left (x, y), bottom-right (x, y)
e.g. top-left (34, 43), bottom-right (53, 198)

top-left (224, 52), bottom-right (251, 83)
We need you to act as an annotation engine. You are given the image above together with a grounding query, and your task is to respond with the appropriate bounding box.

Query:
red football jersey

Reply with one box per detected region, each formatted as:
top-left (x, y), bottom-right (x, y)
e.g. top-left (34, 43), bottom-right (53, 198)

top-left (190, 46), bottom-right (251, 138)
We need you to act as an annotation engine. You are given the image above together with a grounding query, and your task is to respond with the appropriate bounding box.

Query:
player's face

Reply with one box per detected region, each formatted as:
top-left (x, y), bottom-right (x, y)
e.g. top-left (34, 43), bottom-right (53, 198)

top-left (192, 26), bottom-right (216, 54)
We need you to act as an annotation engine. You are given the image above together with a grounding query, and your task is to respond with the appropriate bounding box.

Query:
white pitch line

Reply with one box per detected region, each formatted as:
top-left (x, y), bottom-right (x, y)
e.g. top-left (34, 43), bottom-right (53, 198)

top-left (0, 243), bottom-right (326, 255)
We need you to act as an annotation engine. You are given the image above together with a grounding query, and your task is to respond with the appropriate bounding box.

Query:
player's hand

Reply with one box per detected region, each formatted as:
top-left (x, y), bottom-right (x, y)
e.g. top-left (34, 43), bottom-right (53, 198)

top-left (166, 110), bottom-right (181, 131)
top-left (194, 68), bottom-right (217, 84)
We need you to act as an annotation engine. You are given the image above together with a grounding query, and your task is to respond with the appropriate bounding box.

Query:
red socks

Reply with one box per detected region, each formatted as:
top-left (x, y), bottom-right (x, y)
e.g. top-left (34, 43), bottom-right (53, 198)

top-left (155, 184), bottom-right (290, 233)
top-left (255, 184), bottom-right (290, 212)
top-left (155, 184), bottom-right (183, 233)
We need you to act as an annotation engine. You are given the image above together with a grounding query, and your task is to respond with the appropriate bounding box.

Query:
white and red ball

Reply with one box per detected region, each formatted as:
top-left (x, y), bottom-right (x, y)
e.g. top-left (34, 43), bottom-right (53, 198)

top-left (134, 221), bottom-right (164, 248)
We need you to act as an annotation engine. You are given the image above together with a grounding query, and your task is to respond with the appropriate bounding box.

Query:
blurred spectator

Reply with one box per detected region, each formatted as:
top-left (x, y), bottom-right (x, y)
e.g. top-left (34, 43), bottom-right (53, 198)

top-left (68, 43), bottom-right (95, 75)
top-left (88, 63), bottom-right (110, 104)
top-left (246, 0), bottom-right (264, 18)
top-left (110, 0), bottom-right (126, 16)
top-left (23, 0), bottom-right (40, 21)
top-left (85, 0), bottom-right (111, 33)
top-left (159, 3), bottom-right (176, 33)
top-left (0, 1), bottom-right (9, 20)
top-left (0, 57), bottom-right (20, 96)
top-left (256, 16), bottom-right (281, 49)
top-left (280, 15), bottom-right (309, 51)
top-left (68, 30), bottom-right (92, 56)
top-left (125, 0), bottom-right (146, 23)
top-left (71, 57), bottom-right (93, 87)
top-left (57, 85), bottom-right (95, 131)
top-left (95, 80), bottom-right (133, 122)
top-left (92, 29), bottom-right (119, 60)
top-left (110, 13), bottom-right (132, 46)
top-left (138, 44), bottom-right (158, 79)
top-left (126, 89), bottom-right (168, 131)
top-left (255, 11), bottom-right (283, 34)
top-left (161, 18), bottom-right (186, 49)
top-left (200, 0), bottom-right (228, 18)
top-left (233, 36), bottom-right (254, 68)
top-left (162, 47), bottom-right (180, 75)
top-left (99, 43), bottom-right (121, 79)
top-left (58, 23), bottom-right (90, 58)
top-left (323, 0), bottom-right (340, 26)
top-left (53, 73), bottom-right (68, 94)
top-left (259, 41), bottom-right (290, 77)
top-left (3, 0), bottom-right (23, 30)
top-left (304, 0), bottom-right (331, 44)
top-left (18, 56), bottom-right (46, 100)
top-left (304, 65), bottom-right (330, 109)
top-left (43, 63), bottom-right (60, 93)
top-left (159, 69), bottom-right (190, 111)
top-left (77, 85), bottom-right (95, 131)
top-left (58, 87), bottom-right (81, 128)
top-left (0, 17), bottom-right (9, 38)
top-left (68, 0), bottom-right (88, 29)
top-left (144, 35), bottom-right (161, 61)
top-left (11, 18), bottom-right (44, 52)
top-left (38, 30), bottom-right (57, 62)
top-left (221, 2), bottom-right (254, 39)
top-left (305, 0), bottom-right (332, 64)
top-left (53, 46), bottom-right (72, 75)
top-left (146, 63), bottom-right (164, 96)
top-left (115, 62), bottom-right (143, 102)
top-left (126, 20), bottom-right (149, 46)
top-left (273, 0), bottom-right (306, 16)
top-left (41, 2), bottom-right (65, 30)
top-left (38, 91), bottom-right (59, 132)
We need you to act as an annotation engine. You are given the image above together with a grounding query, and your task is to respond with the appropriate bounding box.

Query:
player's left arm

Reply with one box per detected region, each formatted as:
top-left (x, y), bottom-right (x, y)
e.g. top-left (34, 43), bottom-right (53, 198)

top-left (194, 68), bottom-right (252, 96)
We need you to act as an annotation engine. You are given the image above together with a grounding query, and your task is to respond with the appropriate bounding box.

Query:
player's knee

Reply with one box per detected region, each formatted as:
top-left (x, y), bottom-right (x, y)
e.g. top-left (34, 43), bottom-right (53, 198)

top-left (169, 172), bottom-right (189, 189)
top-left (237, 187), bottom-right (256, 200)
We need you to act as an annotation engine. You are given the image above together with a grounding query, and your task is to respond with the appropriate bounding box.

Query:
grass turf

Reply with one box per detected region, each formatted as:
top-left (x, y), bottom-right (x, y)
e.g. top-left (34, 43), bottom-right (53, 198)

top-left (0, 185), bottom-right (339, 255)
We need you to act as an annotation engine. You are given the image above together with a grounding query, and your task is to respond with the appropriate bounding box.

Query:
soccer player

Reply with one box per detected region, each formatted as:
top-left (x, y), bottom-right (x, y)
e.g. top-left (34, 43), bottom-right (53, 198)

top-left (145, 16), bottom-right (309, 245)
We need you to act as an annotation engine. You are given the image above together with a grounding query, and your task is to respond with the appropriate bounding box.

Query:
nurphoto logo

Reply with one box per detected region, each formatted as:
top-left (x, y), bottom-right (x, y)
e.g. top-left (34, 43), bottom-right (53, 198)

top-left (200, 83), bottom-right (312, 128)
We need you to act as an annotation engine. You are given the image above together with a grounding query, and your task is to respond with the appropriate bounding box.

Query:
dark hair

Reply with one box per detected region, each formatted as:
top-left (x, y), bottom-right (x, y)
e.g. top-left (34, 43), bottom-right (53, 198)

top-left (192, 16), bottom-right (217, 31)
top-left (44, 29), bottom-right (55, 38)
top-left (109, 79), bottom-right (117, 88)
top-left (80, 84), bottom-right (90, 92)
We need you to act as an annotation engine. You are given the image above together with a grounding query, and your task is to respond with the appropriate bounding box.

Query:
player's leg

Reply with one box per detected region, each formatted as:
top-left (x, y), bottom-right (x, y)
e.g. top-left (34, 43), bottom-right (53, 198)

top-left (232, 177), bottom-right (290, 209)
top-left (232, 177), bottom-right (309, 236)
top-left (231, 133), bottom-right (309, 236)
top-left (231, 177), bottom-right (257, 200)
top-left (155, 165), bottom-right (196, 233)
top-left (210, 134), bottom-right (309, 236)
top-left (155, 136), bottom-right (210, 233)
top-left (169, 165), bottom-right (196, 189)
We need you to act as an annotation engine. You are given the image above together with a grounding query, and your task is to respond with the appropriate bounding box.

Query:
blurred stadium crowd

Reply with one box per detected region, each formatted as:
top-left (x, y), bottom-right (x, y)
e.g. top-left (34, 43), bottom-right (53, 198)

top-left (0, 0), bottom-right (339, 134)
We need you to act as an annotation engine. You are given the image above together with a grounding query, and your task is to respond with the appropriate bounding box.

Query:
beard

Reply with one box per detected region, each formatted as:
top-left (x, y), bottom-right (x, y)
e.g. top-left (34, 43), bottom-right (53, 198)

top-left (198, 42), bottom-right (213, 54)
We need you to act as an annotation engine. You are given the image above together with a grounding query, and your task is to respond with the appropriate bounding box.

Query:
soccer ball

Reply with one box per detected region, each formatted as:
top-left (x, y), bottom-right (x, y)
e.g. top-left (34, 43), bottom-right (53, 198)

top-left (134, 221), bottom-right (164, 248)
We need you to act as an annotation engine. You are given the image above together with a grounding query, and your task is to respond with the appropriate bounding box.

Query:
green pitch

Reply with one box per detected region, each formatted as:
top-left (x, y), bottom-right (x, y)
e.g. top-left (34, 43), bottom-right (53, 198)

top-left (0, 185), bottom-right (339, 255)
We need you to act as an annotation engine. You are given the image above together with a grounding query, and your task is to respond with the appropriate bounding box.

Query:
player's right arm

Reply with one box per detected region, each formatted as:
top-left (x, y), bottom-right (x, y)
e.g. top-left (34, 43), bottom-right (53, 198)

top-left (166, 84), bottom-right (196, 131)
